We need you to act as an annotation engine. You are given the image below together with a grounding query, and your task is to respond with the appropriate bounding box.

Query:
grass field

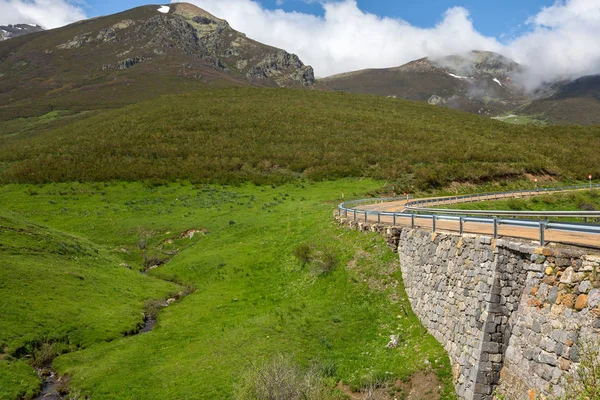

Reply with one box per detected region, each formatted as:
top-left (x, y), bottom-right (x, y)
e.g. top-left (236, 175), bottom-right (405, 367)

top-left (0, 179), bottom-right (456, 399)
top-left (1, 88), bottom-right (599, 189)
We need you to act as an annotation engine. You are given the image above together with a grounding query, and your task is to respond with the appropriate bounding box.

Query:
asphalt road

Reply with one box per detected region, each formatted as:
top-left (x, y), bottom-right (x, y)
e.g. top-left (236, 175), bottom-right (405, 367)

top-left (348, 192), bottom-right (600, 249)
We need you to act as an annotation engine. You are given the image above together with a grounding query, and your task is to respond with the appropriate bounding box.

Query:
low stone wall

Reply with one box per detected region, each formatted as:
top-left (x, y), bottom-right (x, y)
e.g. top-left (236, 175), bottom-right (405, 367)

top-left (334, 215), bottom-right (600, 400)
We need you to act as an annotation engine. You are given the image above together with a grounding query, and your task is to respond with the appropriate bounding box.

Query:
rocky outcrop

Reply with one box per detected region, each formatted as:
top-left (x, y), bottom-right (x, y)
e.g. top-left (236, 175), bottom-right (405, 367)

top-left (247, 51), bottom-right (315, 86)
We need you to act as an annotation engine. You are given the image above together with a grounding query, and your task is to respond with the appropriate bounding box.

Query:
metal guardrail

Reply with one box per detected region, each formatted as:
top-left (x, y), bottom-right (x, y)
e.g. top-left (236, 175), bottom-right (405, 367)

top-left (338, 184), bottom-right (600, 247)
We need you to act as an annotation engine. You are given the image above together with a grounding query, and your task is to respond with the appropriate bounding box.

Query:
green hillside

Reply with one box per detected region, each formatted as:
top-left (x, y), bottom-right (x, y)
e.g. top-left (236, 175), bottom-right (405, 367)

top-left (0, 180), bottom-right (455, 399)
top-left (0, 208), bottom-right (178, 400)
top-left (1, 88), bottom-right (598, 190)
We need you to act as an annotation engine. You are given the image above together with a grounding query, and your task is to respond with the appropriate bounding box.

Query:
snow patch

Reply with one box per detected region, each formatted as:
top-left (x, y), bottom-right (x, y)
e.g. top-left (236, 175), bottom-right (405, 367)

top-left (157, 5), bottom-right (170, 14)
top-left (448, 73), bottom-right (469, 80)
top-left (493, 78), bottom-right (502, 86)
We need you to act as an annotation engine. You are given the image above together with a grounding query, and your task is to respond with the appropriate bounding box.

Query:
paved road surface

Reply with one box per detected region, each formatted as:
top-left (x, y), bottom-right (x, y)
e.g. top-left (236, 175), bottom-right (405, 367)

top-left (348, 192), bottom-right (600, 249)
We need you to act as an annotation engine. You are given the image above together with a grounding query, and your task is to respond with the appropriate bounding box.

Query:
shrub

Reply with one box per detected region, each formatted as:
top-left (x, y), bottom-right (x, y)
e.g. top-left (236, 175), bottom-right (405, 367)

top-left (293, 243), bottom-right (312, 266)
top-left (314, 246), bottom-right (338, 275)
top-left (234, 354), bottom-right (332, 400)
top-left (562, 336), bottom-right (600, 399)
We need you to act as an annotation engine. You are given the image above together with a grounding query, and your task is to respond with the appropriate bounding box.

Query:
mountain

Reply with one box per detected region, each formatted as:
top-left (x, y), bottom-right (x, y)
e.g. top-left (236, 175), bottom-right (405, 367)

top-left (320, 51), bottom-right (528, 116)
top-left (521, 75), bottom-right (600, 125)
top-left (0, 24), bottom-right (44, 41)
top-left (0, 3), bottom-right (314, 119)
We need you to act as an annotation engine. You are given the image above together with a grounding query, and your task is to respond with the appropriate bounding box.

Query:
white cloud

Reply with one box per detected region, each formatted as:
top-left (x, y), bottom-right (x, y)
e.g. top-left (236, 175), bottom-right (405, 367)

top-left (0, 0), bottom-right (86, 29)
top-left (507, 0), bottom-right (600, 89)
top-left (184, 0), bottom-right (501, 77)
top-left (179, 0), bottom-right (600, 87)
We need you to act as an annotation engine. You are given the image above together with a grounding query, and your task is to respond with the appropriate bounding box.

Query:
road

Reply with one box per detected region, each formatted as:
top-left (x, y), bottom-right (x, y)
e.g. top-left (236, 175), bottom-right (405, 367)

top-left (348, 192), bottom-right (600, 249)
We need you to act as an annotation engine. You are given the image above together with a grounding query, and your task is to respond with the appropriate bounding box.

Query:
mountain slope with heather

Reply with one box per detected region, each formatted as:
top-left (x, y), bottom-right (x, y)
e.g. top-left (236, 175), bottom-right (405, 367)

top-left (521, 75), bottom-right (600, 125)
top-left (320, 51), bottom-right (600, 125)
top-left (2, 88), bottom-right (599, 189)
top-left (0, 3), bottom-right (314, 120)
top-left (320, 51), bottom-right (528, 117)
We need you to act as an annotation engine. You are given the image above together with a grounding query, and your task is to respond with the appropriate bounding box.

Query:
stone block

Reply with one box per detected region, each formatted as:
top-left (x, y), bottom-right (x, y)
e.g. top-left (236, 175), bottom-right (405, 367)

top-left (579, 280), bottom-right (592, 294)
top-left (482, 341), bottom-right (501, 353)
top-left (538, 350), bottom-right (558, 367)
top-left (589, 289), bottom-right (600, 308)
top-left (560, 267), bottom-right (575, 284)
top-left (561, 294), bottom-right (577, 308)
top-left (575, 294), bottom-right (588, 310)
top-left (559, 357), bottom-right (570, 371)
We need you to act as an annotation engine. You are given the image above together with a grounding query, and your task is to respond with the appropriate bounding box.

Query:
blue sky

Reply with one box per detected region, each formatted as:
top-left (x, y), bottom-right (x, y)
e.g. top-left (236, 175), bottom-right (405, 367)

top-left (85, 0), bottom-right (554, 40)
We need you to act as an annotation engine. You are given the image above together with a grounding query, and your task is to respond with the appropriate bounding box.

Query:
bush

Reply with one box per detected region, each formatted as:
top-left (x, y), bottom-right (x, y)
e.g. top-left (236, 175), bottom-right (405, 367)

top-left (563, 337), bottom-right (600, 400)
top-left (292, 243), bottom-right (312, 266)
top-left (234, 354), bottom-right (332, 400)
top-left (314, 246), bottom-right (338, 275)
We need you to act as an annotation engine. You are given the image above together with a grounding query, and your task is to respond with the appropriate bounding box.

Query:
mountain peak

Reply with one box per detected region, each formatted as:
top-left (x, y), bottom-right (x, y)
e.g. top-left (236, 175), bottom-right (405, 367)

top-left (0, 2), bottom-right (315, 109)
top-left (0, 23), bottom-right (45, 41)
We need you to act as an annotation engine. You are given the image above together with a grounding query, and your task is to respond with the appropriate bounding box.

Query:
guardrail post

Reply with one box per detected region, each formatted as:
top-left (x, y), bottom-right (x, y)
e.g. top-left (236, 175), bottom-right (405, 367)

top-left (393, 213), bottom-right (396, 226)
top-left (353, 210), bottom-right (357, 221)
top-left (411, 214), bottom-right (415, 229)
top-left (584, 217), bottom-right (588, 224)
top-left (338, 208), bottom-right (341, 216)
top-left (364, 211), bottom-right (368, 223)
top-left (432, 215), bottom-right (437, 232)
top-left (459, 217), bottom-right (463, 235)
top-left (493, 218), bottom-right (498, 239)
top-left (345, 209), bottom-right (348, 218)
top-left (377, 213), bottom-right (381, 224)
top-left (540, 222), bottom-right (546, 247)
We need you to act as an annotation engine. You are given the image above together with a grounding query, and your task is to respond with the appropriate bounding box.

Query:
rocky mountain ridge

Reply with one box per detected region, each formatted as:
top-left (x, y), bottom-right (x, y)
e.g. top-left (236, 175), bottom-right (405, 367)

top-left (0, 3), bottom-right (314, 117)
top-left (321, 50), bottom-right (529, 117)
top-left (321, 51), bottom-right (600, 125)
top-left (0, 24), bottom-right (44, 41)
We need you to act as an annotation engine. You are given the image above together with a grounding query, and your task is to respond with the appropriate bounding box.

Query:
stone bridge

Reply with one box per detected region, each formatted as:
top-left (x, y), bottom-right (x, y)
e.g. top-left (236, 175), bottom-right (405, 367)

top-left (336, 216), bottom-right (600, 400)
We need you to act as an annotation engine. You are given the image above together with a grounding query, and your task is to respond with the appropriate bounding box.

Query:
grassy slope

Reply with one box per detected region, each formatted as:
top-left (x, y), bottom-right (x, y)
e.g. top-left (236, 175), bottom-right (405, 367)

top-left (1, 88), bottom-right (599, 189)
top-left (0, 209), bottom-right (178, 399)
top-left (0, 180), bottom-right (455, 399)
top-left (0, 361), bottom-right (39, 400)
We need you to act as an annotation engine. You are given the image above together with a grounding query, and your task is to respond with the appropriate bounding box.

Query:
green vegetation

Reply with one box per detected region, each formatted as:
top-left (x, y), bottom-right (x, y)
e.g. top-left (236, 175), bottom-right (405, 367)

top-left (0, 110), bottom-right (98, 145)
top-left (0, 360), bottom-right (39, 400)
top-left (0, 180), bottom-right (455, 399)
top-left (1, 88), bottom-right (599, 189)
top-left (562, 337), bottom-right (600, 400)
top-left (491, 114), bottom-right (548, 126)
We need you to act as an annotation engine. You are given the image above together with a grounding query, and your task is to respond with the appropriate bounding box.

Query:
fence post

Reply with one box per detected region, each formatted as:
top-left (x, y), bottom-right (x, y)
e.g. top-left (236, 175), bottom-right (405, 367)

top-left (493, 218), bottom-right (498, 239)
top-left (432, 215), bottom-right (437, 232)
top-left (459, 217), bottom-right (464, 235)
top-left (540, 222), bottom-right (546, 247)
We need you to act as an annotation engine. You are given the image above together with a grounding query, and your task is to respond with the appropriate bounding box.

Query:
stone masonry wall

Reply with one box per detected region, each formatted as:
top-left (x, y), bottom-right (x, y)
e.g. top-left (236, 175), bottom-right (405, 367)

top-left (398, 229), bottom-right (528, 400)
top-left (497, 249), bottom-right (600, 399)
top-left (334, 215), bottom-right (600, 400)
